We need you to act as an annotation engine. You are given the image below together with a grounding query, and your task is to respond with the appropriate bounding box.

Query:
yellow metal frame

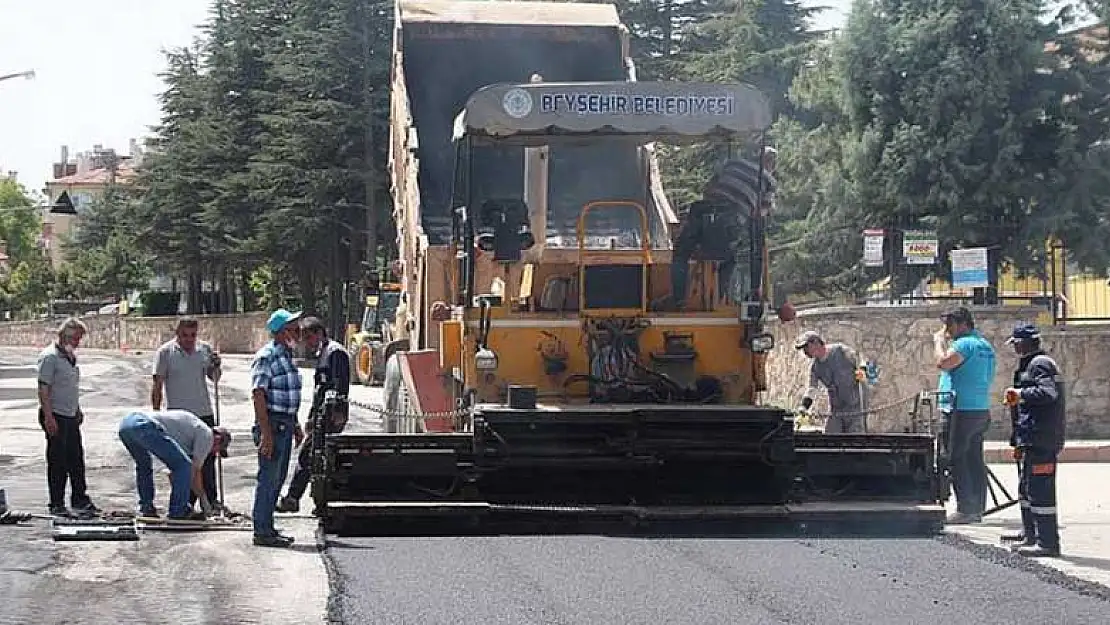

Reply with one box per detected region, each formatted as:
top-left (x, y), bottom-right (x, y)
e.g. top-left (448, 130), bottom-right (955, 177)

top-left (575, 200), bottom-right (652, 313)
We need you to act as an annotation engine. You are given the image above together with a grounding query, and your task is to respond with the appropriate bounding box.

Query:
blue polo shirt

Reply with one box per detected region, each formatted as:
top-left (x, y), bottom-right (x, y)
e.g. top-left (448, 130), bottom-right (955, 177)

top-left (947, 330), bottom-right (996, 411)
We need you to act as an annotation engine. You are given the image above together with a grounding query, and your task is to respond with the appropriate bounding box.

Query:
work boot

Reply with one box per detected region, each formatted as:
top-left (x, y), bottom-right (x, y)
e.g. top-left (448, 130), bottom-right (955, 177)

top-left (945, 511), bottom-right (982, 525)
top-left (275, 496), bottom-right (300, 513)
top-left (253, 533), bottom-right (295, 548)
top-left (139, 506), bottom-right (161, 519)
top-left (72, 500), bottom-right (101, 518)
top-left (48, 504), bottom-right (71, 517)
top-left (1017, 544), bottom-right (1060, 558)
top-left (1002, 531), bottom-right (1036, 548)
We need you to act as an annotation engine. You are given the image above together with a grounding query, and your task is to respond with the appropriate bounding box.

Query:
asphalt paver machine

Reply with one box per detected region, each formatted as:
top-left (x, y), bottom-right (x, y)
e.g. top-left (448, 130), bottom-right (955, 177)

top-left (313, 0), bottom-right (946, 536)
top-left (316, 86), bottom-right (945, 536)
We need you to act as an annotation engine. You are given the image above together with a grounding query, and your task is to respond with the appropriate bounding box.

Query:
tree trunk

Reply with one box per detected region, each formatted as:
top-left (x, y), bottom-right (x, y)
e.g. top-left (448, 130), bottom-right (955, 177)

top-left (239, 269), bottom-right (256, 312)
top-left (187, 269), bottom-right (203, 315)
top-left (362, 12), bottom-right (379, 272)
top-left (297, 257), bottom-right (316, 314)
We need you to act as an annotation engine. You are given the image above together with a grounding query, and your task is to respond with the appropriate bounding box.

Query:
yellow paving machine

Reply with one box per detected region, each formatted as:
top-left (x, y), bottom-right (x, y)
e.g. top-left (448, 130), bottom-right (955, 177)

top-left (315, 0), bottom-right (946, 535)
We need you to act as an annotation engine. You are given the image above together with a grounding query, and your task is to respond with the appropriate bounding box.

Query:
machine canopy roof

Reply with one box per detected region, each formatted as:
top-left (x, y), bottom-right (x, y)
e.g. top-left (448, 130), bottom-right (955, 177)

top-left (453, 81), bottom-right (772, 145)
top-left (399, 0), bottom-right (621, 27)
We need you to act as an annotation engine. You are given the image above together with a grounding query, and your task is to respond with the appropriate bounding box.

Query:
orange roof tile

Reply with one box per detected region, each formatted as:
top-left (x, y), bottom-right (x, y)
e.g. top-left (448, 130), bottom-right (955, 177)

top-left (50, 161), bottom-right (138, 186)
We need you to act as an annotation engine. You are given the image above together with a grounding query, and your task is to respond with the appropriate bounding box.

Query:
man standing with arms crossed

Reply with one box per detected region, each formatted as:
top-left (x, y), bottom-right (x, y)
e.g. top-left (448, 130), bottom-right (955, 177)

top-left (152, 317), bottom-right (223, 514)
top-left (250, 309), bottom-right (305, 548)
top-left (934, 306), bottom-right (997, 525)
top-left (276, 316), bottom-right (350, 515)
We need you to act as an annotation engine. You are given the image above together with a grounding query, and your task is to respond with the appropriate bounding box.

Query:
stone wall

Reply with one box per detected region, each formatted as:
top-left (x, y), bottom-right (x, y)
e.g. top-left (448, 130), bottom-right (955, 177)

top-left (765, 305), bottom-right (1110, 439)
top-left (0, 312), bottom-right (272, 354)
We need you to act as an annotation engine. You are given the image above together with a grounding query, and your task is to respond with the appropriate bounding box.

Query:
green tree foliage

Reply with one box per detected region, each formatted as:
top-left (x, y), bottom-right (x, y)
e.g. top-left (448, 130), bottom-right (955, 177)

top-left (0, 179), bottom-right (54, 315)
top-left (73, 0), bottom-right (393, 317)
top-left (613, 0), bottom-right (818, 204)
top-left (60, 0), bottom-right (1110, 314)
top-left (63, 186), bottom-right (152, 300)
top-left (769, 0), bottom-right (1110, 298)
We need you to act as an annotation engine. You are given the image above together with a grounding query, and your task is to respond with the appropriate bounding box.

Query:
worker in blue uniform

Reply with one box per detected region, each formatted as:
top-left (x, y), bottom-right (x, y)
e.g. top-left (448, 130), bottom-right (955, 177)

top-left (1002, 322), bottom-right (1065, 557)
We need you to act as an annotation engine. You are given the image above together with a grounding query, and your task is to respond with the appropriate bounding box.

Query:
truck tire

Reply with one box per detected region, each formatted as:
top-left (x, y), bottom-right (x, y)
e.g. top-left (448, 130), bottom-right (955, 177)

top-left (355, 343), bottom-right (374, 386)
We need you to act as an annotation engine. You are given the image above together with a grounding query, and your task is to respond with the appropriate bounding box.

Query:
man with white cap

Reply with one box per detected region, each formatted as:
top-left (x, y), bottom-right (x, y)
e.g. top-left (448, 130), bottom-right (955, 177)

top-left (249, 308), bottom-right (305, 547)
top-left (794, 330), bottom-right (868, 433)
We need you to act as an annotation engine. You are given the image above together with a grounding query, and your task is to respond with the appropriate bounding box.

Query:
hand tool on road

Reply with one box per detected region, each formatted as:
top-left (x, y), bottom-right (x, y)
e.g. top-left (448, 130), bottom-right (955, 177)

top-left (51, 518), bottom-right (140, 541)
top-left (214, 380), bottom-right (227, 517)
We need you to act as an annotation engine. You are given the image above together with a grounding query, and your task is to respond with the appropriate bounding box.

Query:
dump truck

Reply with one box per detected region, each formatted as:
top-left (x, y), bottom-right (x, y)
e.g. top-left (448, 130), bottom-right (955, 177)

top-left (314, 0), bottom-right (947, 536)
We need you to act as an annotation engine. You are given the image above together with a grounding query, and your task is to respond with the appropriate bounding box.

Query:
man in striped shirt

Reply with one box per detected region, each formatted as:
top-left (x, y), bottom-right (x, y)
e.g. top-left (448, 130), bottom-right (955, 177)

top-left (249, 308), bottom-right (305, 548)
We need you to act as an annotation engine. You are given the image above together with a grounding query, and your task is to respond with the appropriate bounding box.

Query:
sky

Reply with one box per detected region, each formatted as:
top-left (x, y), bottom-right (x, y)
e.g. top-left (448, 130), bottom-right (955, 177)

top-left (0, 0), bottom-right (851, 199)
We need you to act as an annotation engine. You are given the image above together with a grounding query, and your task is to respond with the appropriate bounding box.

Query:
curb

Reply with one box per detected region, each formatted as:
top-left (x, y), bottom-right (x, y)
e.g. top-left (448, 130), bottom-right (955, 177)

top-left (984, 445), bottom-right (1110, 464)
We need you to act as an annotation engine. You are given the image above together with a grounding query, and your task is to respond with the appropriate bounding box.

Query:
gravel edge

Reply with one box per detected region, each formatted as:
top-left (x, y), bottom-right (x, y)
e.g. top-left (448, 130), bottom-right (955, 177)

top-left (937, 532), bottom-right (1110, 602)
top-left (316, 524), bottom-right (349, 625)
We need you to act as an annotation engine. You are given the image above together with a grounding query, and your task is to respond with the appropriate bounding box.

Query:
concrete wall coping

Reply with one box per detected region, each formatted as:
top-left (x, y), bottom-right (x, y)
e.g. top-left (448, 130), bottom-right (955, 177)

top-left (789, 304), bottom-right (1047, 320)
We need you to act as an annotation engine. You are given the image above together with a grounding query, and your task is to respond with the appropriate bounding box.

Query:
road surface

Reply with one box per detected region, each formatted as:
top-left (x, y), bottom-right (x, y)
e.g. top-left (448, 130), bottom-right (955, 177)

top-left (327, 533), bottom-right (1110, 624)
top-left (2, 346), bottom-right (1109, 624)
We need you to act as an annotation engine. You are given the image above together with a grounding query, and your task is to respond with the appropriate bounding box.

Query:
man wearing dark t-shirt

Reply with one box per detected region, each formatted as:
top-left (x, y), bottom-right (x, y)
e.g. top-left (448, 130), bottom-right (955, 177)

top-left (276, 316), bottom-right (350, 514)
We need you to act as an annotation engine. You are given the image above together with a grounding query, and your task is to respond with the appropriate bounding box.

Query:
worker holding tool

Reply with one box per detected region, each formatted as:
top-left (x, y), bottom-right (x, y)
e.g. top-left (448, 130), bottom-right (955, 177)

top-left (934, 306), bottom-right (997, 525)
top-left (117, 409), bottom-right (231, 520)
top-left (276, 316), bottom-right (350, 515)
top-left (250, 309), bottom-right (305, 548)
top-left (795, 330), bottom-right (869, 434)
top-left (1001, 322), bottom-right (1065, 557)
top-left (151, 316), bottom-right (223, 513)
top-left (37, 317), bottom-right (100, 518)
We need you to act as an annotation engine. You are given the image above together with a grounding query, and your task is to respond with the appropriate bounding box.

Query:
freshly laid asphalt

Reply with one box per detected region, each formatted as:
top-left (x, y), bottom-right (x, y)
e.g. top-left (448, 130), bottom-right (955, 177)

top-left (327, 533), bottom-right (1110, 624)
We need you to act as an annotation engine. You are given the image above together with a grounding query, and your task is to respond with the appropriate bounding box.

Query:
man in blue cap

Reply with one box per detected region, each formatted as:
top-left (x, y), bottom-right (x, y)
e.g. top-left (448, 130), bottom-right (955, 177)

top-left (249, 308), bottom-right (305, 547)
top-left (1002, 322), bottom-right (1065, 557)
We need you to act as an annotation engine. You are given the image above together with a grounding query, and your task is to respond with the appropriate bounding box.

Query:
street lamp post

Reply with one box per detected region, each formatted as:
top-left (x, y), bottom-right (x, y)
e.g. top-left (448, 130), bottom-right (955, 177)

top-left (0, 70), bottom-right (35, 85)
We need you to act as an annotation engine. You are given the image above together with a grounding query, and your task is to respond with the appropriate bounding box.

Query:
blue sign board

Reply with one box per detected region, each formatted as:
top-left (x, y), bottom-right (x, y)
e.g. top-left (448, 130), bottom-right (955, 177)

top-left (950, 248), bottom-right (989, 289)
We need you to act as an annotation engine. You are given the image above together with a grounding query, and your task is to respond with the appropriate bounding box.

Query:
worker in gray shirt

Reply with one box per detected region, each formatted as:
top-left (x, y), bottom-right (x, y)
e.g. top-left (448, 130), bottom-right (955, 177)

top-left (117, 409), bottom-right (231, 519)
top-left (152, 316), bottom-right (222, 511)
top-left (37, 317), bottom-right (98, 517)
top-left (795, 330), bottom-right (869, 434)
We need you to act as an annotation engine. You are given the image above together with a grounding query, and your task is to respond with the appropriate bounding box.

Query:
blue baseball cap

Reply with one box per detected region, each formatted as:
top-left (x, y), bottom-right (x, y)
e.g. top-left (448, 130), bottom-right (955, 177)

top-left (1006, 322), bottom-right (1040, 344)
top-left (266, 308), bottom-right (303, 334)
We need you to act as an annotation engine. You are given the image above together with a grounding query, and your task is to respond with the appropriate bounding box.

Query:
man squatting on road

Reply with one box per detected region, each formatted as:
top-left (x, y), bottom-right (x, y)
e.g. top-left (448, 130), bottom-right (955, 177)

top-left (276, 316), bottom-right (350, 515)
top-left (151, 316), bottom-right (224, 513)
top-left (37, 317), bottom-right (100, 517)
top-left (794, 330), bottom-right (869, 434)
top-left (1001, 322), bottom-right (1066, 557)
top-left (250, 308), bottom-right (305, 548)
top-left (117, 409), bottom-right (231, 519)
top-left (934, 306), bottom-right (997, 525)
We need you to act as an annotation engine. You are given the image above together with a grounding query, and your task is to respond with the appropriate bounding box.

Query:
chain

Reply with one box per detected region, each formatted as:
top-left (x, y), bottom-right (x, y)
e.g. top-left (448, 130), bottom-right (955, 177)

top-left (805, 393), bottom-right (920, 420)
top-left (348, 393), bottom-right (923, 425)
top-left (348, 397), bottom-right (474, 421)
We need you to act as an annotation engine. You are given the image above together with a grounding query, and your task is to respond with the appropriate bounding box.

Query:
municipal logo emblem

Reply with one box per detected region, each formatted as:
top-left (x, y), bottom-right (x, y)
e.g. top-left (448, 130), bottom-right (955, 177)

top-left (502, 88), bottom-right (533, 119)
